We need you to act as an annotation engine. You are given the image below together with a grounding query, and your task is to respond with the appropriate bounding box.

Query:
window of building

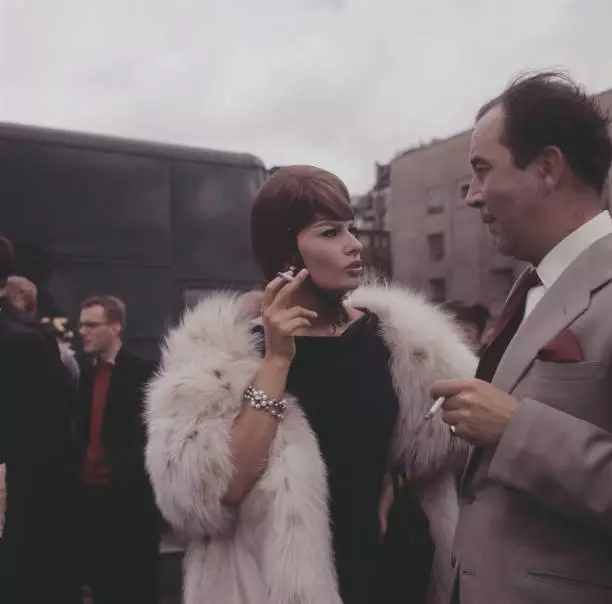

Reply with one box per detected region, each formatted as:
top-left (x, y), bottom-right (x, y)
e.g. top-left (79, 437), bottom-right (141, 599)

top-left (457, 179), bottom-right (471, 206)
top-left (430, 278), bottom-right (446, 303)
top-left (426, 186), bottom-right (445, 214)
top-left (357, 231), bottom-right (371, 249)
top-left (427, 233), bottom-right (445, 261)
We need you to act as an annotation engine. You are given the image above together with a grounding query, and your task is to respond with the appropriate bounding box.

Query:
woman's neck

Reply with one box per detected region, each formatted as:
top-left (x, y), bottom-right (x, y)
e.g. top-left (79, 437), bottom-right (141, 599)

top-left (291, 285), bottom-right (361, 334)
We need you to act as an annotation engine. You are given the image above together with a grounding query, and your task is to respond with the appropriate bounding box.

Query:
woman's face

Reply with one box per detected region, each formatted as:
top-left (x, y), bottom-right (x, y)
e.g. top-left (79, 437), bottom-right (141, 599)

top-left (296, 219), bottom-right (364, 294)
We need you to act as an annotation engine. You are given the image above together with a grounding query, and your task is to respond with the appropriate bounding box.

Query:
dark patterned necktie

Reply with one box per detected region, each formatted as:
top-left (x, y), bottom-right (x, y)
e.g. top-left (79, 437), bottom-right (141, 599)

top-left (476, 269), bottom-right (542, 383)
top-left (461, 269), bottom-right (543, 495)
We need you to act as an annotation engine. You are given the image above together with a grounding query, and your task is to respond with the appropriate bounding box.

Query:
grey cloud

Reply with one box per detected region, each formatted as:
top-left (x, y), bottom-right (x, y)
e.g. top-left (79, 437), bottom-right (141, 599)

top-left (2, 0), bottom-right (611, 192)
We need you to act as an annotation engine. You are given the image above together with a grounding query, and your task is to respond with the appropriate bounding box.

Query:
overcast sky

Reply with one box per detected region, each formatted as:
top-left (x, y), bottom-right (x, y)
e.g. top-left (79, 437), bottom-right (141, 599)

top-left (2, 0), bottom-right (612, 193)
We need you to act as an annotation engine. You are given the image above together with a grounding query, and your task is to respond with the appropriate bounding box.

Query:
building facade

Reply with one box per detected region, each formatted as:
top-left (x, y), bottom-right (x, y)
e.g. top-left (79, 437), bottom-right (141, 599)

top-left (352, 163), bottom-right (393, 279)
top-left (389, 87), bottom-right (612, 317)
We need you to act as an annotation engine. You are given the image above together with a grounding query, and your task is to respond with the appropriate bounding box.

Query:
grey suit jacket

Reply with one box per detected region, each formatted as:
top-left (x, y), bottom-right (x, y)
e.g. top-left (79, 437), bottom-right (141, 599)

top-left (453, 232), bottom-right (612, 604)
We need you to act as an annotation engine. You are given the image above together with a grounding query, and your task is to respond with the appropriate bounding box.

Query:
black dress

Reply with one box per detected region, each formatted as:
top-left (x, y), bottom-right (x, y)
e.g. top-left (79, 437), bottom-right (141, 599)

top-left (256, 311), bottom-right (433, 603)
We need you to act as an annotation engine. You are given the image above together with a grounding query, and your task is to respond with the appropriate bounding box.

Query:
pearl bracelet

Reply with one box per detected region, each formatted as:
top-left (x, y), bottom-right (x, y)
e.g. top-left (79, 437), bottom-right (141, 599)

top-left (244, 386), bottom-right (287, 421)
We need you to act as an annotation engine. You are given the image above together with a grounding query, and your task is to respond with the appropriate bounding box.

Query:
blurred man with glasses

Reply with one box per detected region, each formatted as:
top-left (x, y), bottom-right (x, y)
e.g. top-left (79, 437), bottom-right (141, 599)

top-left (76, 295), bottom-right (160, 604)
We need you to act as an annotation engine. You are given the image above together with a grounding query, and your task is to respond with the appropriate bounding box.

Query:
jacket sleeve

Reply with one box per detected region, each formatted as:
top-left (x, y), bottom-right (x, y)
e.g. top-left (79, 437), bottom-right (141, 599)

top-left (144, 299), bottom-right (261, 538)
top-left (489, 398), bottom-right (612, 534)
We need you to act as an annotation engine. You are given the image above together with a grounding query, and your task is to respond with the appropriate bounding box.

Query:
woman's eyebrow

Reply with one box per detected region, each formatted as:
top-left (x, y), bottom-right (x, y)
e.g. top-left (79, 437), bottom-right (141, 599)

top-left (311, 220), bottom-right (346, 229)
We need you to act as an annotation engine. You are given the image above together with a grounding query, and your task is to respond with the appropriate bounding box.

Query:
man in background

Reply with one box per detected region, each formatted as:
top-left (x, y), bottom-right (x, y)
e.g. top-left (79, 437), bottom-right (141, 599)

top-left (6, 276), bottom-right (81, 390)
top-left (0, 236), bottom-right (79, 603)
top-left (76, 295), bottom-right (160, 604)
top-left (5, 275), bottom-right (37, 319)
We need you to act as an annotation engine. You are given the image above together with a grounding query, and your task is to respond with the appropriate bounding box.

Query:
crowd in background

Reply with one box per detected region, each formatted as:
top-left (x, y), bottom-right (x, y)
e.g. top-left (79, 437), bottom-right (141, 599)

top-left (0, 236), bottom-right (160, 604)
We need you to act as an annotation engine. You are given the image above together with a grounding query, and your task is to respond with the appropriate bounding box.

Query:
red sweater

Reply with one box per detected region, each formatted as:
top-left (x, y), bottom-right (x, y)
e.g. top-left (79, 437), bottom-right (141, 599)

top-left (81, 363), bottom-right (113, 485)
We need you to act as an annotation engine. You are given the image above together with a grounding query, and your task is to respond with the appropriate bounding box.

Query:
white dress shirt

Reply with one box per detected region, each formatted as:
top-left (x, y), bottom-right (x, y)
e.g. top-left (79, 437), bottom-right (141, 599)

top-left (523, 211), bottom-right (612, 321)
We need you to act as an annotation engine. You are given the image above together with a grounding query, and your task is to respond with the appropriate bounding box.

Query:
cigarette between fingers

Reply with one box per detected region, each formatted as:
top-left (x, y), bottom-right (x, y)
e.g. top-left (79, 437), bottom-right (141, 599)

top-left (277, 266), bottom-right (297, 282)
top-left (424, 396), bottom-right (446, 420)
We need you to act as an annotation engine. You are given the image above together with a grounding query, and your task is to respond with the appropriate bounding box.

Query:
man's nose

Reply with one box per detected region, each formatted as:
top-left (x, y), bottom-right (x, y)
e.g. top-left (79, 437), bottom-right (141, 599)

top-left (467, 196), bottom-right (484, 209)
top-left (465, 182), bottom-right (484, 209)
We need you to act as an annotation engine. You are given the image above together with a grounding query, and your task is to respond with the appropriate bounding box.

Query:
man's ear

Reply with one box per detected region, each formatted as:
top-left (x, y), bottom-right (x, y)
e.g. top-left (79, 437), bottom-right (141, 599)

top-left (534, 146), bottom-right (564, 194)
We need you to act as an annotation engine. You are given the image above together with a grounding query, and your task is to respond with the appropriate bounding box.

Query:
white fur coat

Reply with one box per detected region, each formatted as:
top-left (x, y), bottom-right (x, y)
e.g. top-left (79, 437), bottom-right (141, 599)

top-left (145, 285), bottom-right (477, 604)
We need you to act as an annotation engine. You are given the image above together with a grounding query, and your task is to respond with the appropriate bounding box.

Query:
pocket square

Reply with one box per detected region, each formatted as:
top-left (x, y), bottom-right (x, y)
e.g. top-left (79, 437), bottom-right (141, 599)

top-left (537, 329), bottom-right (584, 362)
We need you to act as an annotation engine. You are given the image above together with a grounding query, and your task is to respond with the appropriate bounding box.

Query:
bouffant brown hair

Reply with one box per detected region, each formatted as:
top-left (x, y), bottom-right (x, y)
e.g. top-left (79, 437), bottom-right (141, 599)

top-left (251, 165), bottom-right (354, 281)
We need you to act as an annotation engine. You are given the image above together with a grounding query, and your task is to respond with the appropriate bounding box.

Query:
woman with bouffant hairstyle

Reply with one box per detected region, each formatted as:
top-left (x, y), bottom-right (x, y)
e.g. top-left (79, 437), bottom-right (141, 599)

top-left (145, 166), bottom-right (477, 604)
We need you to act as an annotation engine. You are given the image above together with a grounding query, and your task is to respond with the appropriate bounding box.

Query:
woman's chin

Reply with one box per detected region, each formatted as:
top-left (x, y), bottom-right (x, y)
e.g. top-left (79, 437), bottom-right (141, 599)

top-left (324, 281), bottom-right (361, 297)
top-left (308, 273), bottom-right (361, 297)
top-left (343, 279), bottom-right (361, 294)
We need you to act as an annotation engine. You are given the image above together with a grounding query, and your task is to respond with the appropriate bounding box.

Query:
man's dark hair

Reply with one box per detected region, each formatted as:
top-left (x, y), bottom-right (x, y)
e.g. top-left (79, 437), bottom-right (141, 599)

top-left (477, 71), bottom-right (612, 196)
top-left (0, 236), bottom-right (16, 287)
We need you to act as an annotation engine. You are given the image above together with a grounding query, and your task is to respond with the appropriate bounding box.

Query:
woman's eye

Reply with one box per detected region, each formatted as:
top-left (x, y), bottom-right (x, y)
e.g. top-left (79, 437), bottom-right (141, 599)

top-left (321, 228), bottom-right (338, 238)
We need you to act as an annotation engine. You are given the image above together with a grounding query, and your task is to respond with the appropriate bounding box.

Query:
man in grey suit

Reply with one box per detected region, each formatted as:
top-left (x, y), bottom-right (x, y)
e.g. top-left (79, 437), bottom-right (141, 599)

top-left (432, 72), bottom-right (612, 603)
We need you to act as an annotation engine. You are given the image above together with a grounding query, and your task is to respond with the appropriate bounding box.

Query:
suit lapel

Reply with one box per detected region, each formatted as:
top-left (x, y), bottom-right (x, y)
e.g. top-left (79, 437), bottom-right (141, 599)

top-left (460, 233), bottom-right (612, 492)
top-left (464, 274), bottom-right (589, 486)
top-left (491, 278), bottom-right (589, 393)
top-left (493, 233), bottom-right (612, 393)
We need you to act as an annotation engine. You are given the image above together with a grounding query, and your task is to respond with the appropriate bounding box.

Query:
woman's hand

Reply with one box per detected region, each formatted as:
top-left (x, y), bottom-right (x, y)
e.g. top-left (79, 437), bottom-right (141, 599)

top-left (262, 268), bottom-right (318, 363)
top-left (225, 268), bottom-right (317, 505)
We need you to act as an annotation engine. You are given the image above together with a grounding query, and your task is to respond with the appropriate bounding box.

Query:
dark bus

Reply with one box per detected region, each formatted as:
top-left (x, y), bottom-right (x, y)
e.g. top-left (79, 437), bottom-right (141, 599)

top-left (0, 122), bottom-right (267, 359)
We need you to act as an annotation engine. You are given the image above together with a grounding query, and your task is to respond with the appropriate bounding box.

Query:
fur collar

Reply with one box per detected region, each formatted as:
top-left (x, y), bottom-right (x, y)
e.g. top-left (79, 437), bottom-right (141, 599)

top-left (349, 284), bottom-right (476, 476)
top-left (145, 283), bottom-right (477, 604)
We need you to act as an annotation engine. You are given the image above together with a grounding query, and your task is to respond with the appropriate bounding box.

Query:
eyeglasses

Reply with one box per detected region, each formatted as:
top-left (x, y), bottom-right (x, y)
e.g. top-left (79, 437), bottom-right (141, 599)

top-left (78, 321), bottom-right (109, 330)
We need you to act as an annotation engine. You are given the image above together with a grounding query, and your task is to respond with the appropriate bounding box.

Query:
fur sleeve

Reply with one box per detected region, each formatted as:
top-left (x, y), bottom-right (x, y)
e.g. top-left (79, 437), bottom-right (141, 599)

top-left (350, 285), bottom-right (478, 479)
top-left (144, 293), bottom-right (261, 537)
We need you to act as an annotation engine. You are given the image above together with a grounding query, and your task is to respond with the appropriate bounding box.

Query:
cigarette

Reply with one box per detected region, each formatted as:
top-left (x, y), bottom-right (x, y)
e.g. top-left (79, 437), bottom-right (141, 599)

top-left (277, 266), bottom-right (296, 282)
top-left (424, 396), bottom-right (446, 420)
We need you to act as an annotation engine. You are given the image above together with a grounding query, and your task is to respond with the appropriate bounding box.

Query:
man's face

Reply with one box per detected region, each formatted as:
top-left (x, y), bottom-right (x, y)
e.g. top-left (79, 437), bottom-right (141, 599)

top-left (79, 305), bottom-right (120, 356)
top-left (467, 106), bottom-right (543, 261)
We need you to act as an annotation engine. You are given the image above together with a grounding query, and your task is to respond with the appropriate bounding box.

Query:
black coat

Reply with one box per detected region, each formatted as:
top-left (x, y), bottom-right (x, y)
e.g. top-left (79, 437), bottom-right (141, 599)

top-left (76, 347), bottom-right (158, 522)
top-left (0, 299), bottom-right (80, 604)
